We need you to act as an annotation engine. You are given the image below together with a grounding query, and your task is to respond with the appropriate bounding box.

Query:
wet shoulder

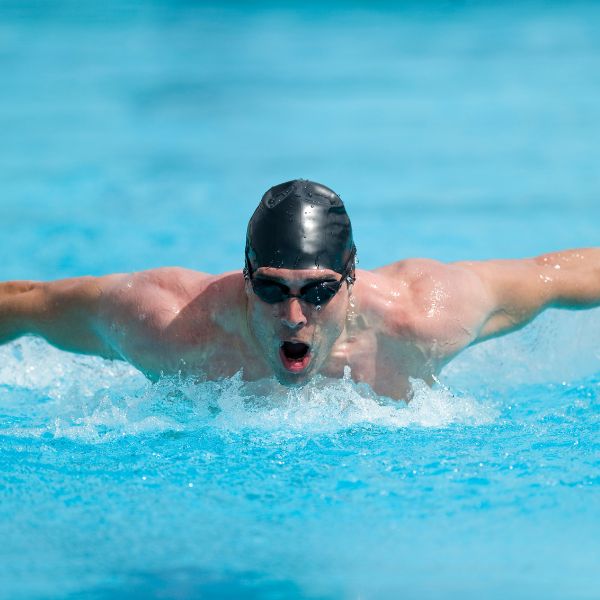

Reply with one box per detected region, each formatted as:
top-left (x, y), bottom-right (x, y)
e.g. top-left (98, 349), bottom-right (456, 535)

top-left (360, 261), bottom-right (481, 353)
top-left (99, 268), bottom-right (248, 371)
top-left (371, 258), bottom-right (446, 282)
top-left (101, 268), bottom-right (244, 330)
top-left (359, 259), bottom-right (452, 316)
top-left (371, 258), bottom-right (478, 301)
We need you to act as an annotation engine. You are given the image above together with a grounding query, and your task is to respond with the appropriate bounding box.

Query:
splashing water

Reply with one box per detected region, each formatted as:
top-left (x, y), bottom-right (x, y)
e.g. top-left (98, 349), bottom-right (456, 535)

top-left (0, 337), bottom-right (496, 445)
top-left (1, 316), bottom-right (599, 599)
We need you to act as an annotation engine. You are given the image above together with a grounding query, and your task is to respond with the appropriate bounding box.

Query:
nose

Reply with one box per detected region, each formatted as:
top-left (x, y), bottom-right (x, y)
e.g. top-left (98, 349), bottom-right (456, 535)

top-left (280, 297), bottom-right (307, 330)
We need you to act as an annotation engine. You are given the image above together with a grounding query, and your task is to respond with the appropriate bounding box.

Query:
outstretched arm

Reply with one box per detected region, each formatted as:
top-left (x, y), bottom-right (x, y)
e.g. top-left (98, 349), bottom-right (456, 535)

top-left (0, 276), bottom-right (121, 358)
top-left (459, 248), bottom-right (600, 342)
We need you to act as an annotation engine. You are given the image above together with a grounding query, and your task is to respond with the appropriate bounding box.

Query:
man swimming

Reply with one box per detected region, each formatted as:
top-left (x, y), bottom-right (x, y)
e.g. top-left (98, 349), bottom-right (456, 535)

top-left (1, 179), bottom-right (599, 400)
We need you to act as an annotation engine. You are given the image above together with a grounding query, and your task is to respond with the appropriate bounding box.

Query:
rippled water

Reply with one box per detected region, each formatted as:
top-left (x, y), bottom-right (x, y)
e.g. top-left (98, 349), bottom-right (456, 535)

top-left (1, 1), bottom-right (599, 598)
top-left (1, 321), bottom-right (599, 599)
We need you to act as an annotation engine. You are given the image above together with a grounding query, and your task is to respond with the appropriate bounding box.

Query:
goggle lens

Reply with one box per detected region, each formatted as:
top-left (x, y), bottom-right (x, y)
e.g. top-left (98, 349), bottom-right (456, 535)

top-left (251, 278), bottom-right (341, 305)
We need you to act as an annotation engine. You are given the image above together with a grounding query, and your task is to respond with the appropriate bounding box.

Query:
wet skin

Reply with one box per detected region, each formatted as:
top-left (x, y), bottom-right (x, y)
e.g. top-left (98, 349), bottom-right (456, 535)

top-left (1, 249), bottom-right (599, 400)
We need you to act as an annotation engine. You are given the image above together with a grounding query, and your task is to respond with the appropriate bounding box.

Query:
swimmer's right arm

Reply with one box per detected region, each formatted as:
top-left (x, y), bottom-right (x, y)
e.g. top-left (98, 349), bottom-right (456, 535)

top-left (0, 277), bottom-right (121, 359)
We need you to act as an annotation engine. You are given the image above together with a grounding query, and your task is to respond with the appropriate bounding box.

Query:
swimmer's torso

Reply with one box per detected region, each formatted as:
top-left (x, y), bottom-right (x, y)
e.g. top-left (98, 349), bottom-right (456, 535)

top-left (97, 264), bottom-right (478, 400)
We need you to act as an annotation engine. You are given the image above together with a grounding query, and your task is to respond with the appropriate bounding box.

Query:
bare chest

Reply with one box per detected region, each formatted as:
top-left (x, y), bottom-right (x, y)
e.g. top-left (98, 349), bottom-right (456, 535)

top-left (116, 301), bottom-right (435, 400)
top-left (321, 325), bottom-right (434, 400)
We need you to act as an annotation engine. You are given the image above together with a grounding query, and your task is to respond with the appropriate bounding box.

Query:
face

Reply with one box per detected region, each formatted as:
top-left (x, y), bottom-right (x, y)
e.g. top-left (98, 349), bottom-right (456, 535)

top-left (245, 267), bottom-right (350, 385)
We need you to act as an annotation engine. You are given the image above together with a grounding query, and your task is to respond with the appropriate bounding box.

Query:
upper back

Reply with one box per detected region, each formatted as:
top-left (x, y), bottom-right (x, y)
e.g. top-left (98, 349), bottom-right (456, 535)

top-left (355, 259), bottom-right (491, 365)
top-left (98, 267), bottom-right (248, 375)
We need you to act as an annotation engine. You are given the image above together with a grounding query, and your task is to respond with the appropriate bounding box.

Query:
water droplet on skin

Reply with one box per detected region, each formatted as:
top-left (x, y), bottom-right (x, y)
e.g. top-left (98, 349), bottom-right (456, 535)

top-left (315, 305), bottom-right (322, 311)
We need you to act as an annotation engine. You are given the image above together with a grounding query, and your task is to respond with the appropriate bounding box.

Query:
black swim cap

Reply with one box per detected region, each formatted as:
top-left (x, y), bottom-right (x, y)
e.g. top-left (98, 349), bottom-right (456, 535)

top-left (245, 179), bottom-right (356, 277)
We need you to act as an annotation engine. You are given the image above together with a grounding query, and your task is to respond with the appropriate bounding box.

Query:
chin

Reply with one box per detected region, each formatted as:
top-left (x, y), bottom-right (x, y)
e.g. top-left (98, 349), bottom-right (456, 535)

top-left (273, 358), bottom-right (319, 386)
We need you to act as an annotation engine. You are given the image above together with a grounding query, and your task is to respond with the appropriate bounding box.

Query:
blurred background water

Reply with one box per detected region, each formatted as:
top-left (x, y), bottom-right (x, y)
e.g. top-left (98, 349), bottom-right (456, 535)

top-left (0, 1), bottom-right (599, 599)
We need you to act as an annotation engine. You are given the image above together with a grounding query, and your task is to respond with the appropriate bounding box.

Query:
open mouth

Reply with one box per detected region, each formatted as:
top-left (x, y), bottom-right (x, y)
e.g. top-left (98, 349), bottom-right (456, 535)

top-left (279, 341), bottom-right (311, 373)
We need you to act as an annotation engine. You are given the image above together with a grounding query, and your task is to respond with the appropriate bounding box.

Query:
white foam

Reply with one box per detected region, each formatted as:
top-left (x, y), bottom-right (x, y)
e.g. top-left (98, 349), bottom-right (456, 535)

top-left (0, 336), bottom-right (144, 391)
top-left (0, 338), bottom-right (498, 441)
top-left (173, 368), bottom-right (498, 433)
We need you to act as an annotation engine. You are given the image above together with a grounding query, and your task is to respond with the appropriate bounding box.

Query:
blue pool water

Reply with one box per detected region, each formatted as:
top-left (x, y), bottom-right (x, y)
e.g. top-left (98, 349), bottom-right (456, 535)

top-left (1, 1), bottom-right (599, 598)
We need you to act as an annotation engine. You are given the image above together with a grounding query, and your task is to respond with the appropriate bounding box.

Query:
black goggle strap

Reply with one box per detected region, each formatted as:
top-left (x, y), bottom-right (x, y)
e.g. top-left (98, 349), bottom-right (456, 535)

top-left (243, 247), bottom-right (253, 281)
top-left (342, 245), bottom-right (357, 285)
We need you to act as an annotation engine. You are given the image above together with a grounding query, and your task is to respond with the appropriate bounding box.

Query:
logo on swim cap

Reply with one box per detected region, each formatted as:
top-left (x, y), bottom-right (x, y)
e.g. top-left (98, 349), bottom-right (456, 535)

top-left (261, 179), bottom-right (344, 210)
top-left (262, 181), bottom-right (297, 208)
top-left (245, 179), bottom-right (356, 275)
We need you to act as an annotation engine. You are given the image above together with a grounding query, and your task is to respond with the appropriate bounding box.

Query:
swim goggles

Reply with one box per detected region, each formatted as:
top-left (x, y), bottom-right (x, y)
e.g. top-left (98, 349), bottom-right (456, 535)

top-left (244, 249), bottom-right (355, 306)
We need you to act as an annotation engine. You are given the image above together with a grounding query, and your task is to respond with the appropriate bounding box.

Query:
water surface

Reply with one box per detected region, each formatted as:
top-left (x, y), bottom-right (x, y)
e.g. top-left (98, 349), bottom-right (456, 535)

top-left (0, 2), bottom-right (599, 598)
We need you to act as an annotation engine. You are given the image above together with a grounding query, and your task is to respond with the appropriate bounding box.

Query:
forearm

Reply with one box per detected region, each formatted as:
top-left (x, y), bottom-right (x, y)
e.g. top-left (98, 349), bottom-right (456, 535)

top-left (535, 248), bottom-right (600, 309)
top-left (0, 277), bottom-right (118, 358)
top-left (461, 247), bottom-right (600, 342)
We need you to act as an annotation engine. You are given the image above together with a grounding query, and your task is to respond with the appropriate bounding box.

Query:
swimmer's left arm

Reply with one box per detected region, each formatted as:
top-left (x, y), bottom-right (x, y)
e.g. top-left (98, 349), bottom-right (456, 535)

top-left (457, 248), bottom-right (600, 342)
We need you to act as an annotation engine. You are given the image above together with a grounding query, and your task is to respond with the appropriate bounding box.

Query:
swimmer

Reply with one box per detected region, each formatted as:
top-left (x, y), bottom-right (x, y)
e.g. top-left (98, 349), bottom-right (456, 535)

top-left (1, 179), bottom-right (599, 400)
